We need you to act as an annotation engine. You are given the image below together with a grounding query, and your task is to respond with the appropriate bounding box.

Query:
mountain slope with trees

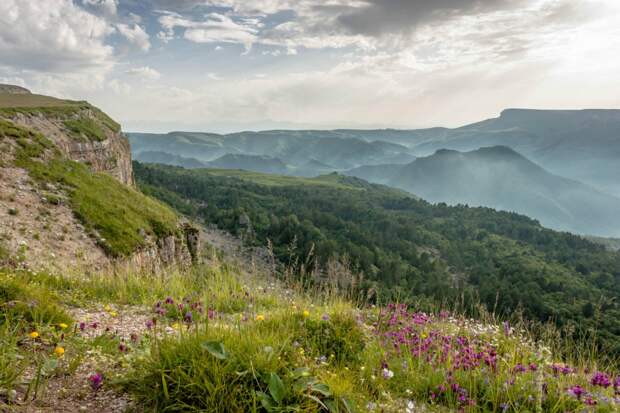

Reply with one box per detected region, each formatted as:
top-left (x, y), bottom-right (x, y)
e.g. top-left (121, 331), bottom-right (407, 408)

top-left (134, 162), bottom-right (620, 354)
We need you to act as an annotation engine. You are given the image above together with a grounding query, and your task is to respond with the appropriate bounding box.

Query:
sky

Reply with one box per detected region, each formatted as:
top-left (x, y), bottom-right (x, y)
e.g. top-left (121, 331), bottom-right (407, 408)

top-left (1, 0), bottom-right (620, 133)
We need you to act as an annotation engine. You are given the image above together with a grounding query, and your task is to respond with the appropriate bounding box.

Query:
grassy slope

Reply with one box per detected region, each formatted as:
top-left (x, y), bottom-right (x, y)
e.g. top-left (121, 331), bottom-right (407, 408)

top-left (0, 256), bottom-right (618, 412)
top-left (0, 119), bottom-right (177, 257)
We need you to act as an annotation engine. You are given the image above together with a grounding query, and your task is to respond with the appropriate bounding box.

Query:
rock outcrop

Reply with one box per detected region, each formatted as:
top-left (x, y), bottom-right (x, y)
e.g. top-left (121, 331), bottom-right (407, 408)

top-left (0, 86), bottom-right (199, 272)
top-left (0, 84), bottom-right (30, 94)
top-left (5, 108), bottom-right (134, 186)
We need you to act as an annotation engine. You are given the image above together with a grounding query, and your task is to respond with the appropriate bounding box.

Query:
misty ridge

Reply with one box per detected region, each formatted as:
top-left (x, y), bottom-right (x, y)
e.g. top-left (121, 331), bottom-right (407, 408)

top-left (129, 108), bottom-right (620, 239)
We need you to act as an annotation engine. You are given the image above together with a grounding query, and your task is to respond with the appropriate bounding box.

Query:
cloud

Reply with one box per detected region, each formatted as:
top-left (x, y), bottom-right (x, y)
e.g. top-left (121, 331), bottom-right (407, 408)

top-left (336, 0), bottom-right (521, 37)
top-left (0, 0), bottom-right (114, 73)
top-left (117, 23), bottom-right (151, 51)
top-left (82, 0), bottom-right (118, 17)
top-left (125, 66), bottom-right (162, 80)
top-left (158, 12), bottom-right (258, 51)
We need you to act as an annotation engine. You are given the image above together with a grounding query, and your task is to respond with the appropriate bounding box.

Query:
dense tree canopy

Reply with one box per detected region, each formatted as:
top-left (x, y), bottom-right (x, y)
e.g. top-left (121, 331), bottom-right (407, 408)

top-left (134, 162), bottom-right (620, 354)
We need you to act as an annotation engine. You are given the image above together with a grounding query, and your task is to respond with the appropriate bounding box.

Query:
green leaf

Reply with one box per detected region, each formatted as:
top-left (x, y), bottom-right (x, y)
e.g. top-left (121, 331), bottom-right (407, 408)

top-left (256, 391), bottom-right (275, 411)
top-left (340, 397), bottom-right (353, 413)
top-left (268, 372), bottom-right (286, 404)
top-left (310, 383), bottom-right (332, 397)
top-left (201, 341), bottom-right (229, 360)
top-left (324, 399), bottom-right (338, 412)
top-left (292, 367), bottom-right (311, 378)
top-left (304, 394), bottom-right (329, 411)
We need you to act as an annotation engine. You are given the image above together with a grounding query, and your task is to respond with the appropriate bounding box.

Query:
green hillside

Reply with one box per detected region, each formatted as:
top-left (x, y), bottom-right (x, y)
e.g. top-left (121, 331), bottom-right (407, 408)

top-left (134, 163), bottom-right (620, 355)
top-left (0, 119), bottom-right (177, 257)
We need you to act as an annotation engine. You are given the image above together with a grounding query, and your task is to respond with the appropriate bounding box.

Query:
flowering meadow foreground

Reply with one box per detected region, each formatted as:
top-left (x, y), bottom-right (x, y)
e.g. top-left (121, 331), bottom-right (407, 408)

top-left (0, 254), bottom-right (619, 412)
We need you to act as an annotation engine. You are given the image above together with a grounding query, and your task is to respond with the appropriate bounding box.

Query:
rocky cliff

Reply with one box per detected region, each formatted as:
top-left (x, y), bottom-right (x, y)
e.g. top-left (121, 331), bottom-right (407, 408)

top-left (0, 86), bottom-right (199, 273)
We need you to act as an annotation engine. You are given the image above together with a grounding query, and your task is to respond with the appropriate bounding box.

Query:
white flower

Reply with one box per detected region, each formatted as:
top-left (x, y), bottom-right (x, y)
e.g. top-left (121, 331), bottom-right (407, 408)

top-left (382, 368), bottom-right (394, 379)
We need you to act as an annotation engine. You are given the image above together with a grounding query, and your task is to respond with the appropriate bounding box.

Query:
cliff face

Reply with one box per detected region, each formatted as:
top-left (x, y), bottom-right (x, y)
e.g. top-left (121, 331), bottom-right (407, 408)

top-left (3, 104), bottom-right (134, 186)
top-left (0, 87), bottom-right (199, 273)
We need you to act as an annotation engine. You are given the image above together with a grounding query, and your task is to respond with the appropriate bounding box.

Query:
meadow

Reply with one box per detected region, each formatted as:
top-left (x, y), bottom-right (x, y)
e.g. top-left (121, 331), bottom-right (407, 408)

top-left (1, 249), bottom-right (618, 412)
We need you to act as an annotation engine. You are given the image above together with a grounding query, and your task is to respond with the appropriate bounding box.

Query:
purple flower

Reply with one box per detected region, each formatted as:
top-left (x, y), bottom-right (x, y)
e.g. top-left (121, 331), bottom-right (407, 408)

top-left (88, 373), bottom-right (103, 391)
top-left (513, 364), bottom-right (527, 374)
top-left (584, 396), bottom-right (597, 406)
top-left (118, 342), bottom-right (128, 353)
top-left (184, 311), bottom-right (193, 323)
top-left (165, 297), bottom-right (174, 305)
top-left (321, 314), bottom-right (330, 321)
top-left (79, 322), bottom-right (86, 331)
top-left (568, 385), bottom-right (585, 400)
top-left (591, 372), bottom-right (611, 388)
top-left (502, 321), bottom-right (511, 336)
top-left (145, 320), bottom-right (154, 330)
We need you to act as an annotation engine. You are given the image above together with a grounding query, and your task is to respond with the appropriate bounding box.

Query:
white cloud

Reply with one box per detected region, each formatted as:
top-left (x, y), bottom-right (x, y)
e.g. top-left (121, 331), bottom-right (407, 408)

top-left (82, 0), bottom-right (118, 17)
top-left (0, 0), bottom-right (114, 73)
top-left (117, 23), bottom-right (151, 51)
top-left (125, 66), bottom-right (162, 81)
top-left (158, 12), bottom-right (258, 51)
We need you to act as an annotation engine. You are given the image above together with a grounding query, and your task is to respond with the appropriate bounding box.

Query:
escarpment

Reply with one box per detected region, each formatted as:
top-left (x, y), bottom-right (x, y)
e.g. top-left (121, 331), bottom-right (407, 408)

top-left (0, 86), bottom-right (199, 272)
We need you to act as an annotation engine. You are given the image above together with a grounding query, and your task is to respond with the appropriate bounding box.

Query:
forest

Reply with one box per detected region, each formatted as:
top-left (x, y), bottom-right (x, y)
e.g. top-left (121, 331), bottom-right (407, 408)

top-left (134, 162), bottom-right (620, 355)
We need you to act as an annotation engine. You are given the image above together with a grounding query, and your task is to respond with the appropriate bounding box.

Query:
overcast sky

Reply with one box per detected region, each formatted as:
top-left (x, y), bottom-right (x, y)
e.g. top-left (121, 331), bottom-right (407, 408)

top-left (1, 0), bottom-right (620, 132)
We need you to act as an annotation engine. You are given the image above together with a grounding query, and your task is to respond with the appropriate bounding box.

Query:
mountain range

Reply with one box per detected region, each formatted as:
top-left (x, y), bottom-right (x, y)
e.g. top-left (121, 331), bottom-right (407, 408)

top-left (128, 108), bottom-right (620, 238)
top-left (347, 146), bottom-right (620, 237)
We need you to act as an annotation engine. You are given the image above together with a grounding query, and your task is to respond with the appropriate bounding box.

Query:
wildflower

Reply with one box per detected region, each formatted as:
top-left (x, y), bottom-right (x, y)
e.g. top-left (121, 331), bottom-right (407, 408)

top-left (119, 342), bottom-right (128, 352)
top-left (584, 396), bottom-right (597, 406)
top-left (184, 311), bottom-right (193, 323)
top-left (255, 314), bottom-right (265, 321)
top-left (104, 304), bottom-right (112, 312)
top-left (591, 372), bottom-right (612, 388)
top-left (406, 400), bottom-right (415, 413)
top-left (302, 310), bottom-right (310, 318)
top-left (503, 321), bottom-right (511, 336)
top-left (90, 322), bottom-right (99, 329)
top-left (109, 311), bottom-right (118, 318)
top-left (165, 297), bottom-right (174, 305)
top-left (171, 322), bottom-right (181, 330)
top-left (568, 385), bottom-right (585, 400)
top-left (321, 313), bottom-right (330, 321)
top-left (59, 323), bottom-right (68, 329)
top-left (54, 346), bottom-right (65, 357)
top-left (88, 373), bottom-right (103, 391)
top-left (366, 402), bottom-right (377, 411)
top-left (382, 368), bottom-right (394, 379)
top-left (79, 322), bottom-right (86, 331)
top-left (145, 320), bottom-right (154, 330)
top-left (29, 331), bottom-right (39, 339)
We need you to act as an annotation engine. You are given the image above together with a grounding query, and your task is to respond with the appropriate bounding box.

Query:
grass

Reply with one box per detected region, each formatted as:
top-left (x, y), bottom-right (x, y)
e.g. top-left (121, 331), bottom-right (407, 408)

top-left (0, 257), bottom-right (618, 412)
top-left (0, 119), bottom-right (178, 257)
top-left (63, 118), bottom-right (107, 142)
top-left (0, 93), bottom-right (121, 133)
top-left (204, 169), bottom-right (361, 190)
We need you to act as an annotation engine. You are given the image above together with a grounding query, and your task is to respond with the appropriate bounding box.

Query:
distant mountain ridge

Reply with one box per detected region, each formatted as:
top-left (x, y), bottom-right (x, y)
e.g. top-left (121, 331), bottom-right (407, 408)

top-left (128, 130), bottom-right (416, 176)
top-left (347, 146), bottom-right (620, 237)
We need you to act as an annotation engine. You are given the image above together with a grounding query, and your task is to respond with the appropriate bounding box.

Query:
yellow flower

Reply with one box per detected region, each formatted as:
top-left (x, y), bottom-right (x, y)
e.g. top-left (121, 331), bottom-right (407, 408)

top-left (302, 310), bottom-right (310, 318)
top-left (171, 322), bottom-right (181, 330)
top-left (255, 314), bottom-right (265, 321)
top-left (29, 331), bottom-right (39, 339)
top-left (59, 323), bottom-right (69, 329)
top-left (421, 332), bottom-right (428, 339)
top-left (104, 304), bottom-right (112, 312)
top-left (54, 346), bottom-right (65, 357)
top-left (109, 311), bottom-right (118, 318)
